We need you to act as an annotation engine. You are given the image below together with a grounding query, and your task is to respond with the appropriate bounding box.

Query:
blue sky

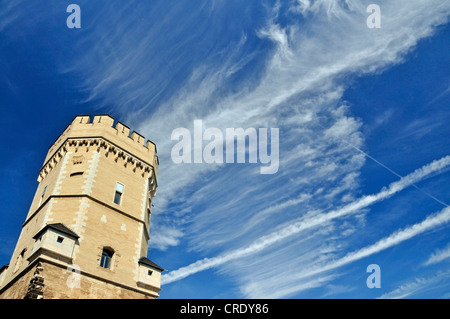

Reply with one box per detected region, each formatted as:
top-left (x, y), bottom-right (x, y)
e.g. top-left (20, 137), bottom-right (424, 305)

top-left (0, 0), bottom-right (449, 299)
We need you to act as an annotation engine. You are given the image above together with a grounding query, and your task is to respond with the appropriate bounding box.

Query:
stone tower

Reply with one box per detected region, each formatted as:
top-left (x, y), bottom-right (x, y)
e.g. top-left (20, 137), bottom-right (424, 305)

top-left (0, 115), bottom-right (163, 299)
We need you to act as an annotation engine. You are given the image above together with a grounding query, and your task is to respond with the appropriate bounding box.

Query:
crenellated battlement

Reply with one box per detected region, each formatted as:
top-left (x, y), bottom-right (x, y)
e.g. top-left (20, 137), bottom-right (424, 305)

top-left (40, 115), bottom-right (159, 185)
top-left (50, 114), bottom-right (155, 150)
top-left (73, 115), bottom-right (153, 147)
top-left (45, 115), bottom-right (158, 165)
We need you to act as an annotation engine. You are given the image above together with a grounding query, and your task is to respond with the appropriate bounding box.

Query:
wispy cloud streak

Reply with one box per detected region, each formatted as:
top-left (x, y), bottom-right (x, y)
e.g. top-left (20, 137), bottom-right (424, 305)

top-left (272, 205), bottom-right (450, 298)
top-left (378, 270), bottom-right (450, 299)
top-left (162, 156), bottom-right (450, 284)
top-left (424, 243), bottom-right (450, 266)
top-left (138, 0), bottom-right (450, 254)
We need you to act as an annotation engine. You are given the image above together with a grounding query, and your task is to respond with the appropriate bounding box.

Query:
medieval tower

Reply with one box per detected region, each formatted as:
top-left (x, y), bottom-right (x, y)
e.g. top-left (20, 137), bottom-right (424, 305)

top-left (0, 115), bottom-right (163, 299)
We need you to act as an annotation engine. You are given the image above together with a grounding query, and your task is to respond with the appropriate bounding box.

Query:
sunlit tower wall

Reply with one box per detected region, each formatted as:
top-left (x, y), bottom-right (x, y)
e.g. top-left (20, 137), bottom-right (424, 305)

top-left (0, 115), bottom-right (163, 299)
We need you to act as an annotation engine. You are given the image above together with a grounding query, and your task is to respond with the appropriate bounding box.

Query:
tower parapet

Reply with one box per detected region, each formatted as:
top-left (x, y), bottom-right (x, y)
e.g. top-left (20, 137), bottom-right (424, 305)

top-left (46, 115), bottom-right (157, 163)
top-left (40, 115), bottom-right (158, 185)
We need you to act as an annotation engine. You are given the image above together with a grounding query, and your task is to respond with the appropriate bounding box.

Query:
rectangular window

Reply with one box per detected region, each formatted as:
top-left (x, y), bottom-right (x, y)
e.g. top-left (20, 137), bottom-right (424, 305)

top-left (57, 236), bottom-right (64, 243)
top-left (100, 248), bottom-right (113, 269)
top-left (100, 255), bottom-right (109, 268)
top-left (38, 186), bottom-right (48, 206)
top-left (113, 182), bottom-right (124, 205)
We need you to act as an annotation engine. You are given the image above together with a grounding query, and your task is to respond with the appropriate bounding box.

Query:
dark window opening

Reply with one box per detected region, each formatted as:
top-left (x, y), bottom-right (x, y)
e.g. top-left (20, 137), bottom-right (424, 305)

top-left (100, 248), bottom-right (114, 269)
top-left (38, 186), bottom-right (47, 206)
top-left (113, 191), bottom-right (122, 205)
top-left (113, 183), bottom-right (124, 205)
top-left (70, 172), bottom-right (84, 177)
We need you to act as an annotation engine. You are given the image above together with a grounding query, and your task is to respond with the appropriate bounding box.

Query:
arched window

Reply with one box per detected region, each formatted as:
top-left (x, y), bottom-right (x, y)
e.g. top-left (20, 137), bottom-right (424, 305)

top-left (100, 248), bottom-right (114, 269)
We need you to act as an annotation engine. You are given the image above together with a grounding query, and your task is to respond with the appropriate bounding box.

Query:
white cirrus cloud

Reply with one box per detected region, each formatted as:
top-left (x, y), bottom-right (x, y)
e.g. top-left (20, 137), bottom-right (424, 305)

top-left (161, 156), bottom-right (450, 287)
top-left (378, 270), bottom-right (450, 299)
top-left (424, 243), bottom-right (450, 266)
